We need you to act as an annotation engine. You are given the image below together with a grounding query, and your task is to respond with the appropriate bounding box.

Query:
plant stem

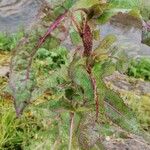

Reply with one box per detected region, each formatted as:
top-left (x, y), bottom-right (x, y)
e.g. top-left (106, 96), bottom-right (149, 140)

top-left (36, 10), bottom-right (68, 49)
top-left (25, 10), bottom-right (68, 80)
top-left (86, 58), bottom-right (99, 122)
top-left (91, 75), bottom-right (99, 122)
top-left (69, 112), bottom-right (74, 150)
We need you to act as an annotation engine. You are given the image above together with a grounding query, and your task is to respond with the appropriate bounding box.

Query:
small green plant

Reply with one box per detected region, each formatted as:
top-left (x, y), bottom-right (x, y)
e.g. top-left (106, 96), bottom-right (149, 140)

top-left (0, 32), bottom-right (24, 51)
top-left (123, 93), bottom-right (150, 130)
top-left (127, 58), bottom-right (150, 81)
top-left (35, 47), bottom-right (67, 73)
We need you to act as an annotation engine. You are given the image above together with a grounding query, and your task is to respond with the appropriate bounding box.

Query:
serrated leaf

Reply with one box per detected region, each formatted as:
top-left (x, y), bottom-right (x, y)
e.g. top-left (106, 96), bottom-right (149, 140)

top-left (94, 52), bottom-right (109, 62)
top-left (94, 34), bottom-right (117, 52)
top-left (97, 9), bottom-right (116, 24)
top-left (92, 62), bottom-right (142, 135)
top-left (87, 3), bottom-right (110, 20)
top-left (109, 0), bottom-right (143, 9)
top-left (100, 61), bottom-right (116, 77)
top-left (9, 36), bottom-right (37, 116)
top-left (75, 0), bottom-right (100, 8)
top-left (93, 30), bottom-right (100, 41)
top-left (75, 106), bottom-right (91, 112)
top-left (128, 9), bottom-right (141, 19)
top-left (70, 31), bottom-right (81, 45)
top-left (116, 51), bottom-right (128, 73)
top-left (63, 0), bottom-right (77, 9)
top-left (36, 48), bottom-right (51, 60)
top-left (105, 100), bottom-right (141, 133)
top-left (73, 66), bottom-right (94, 102)
top-left (68, 54), bottom-right (94, 102)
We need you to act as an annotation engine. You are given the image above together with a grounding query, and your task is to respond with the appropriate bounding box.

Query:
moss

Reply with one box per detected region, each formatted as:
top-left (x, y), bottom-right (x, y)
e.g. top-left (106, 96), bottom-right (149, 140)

top-left (127, 58), bottom-right (150, 81)
top-left (120, 92), bottom-right (150, 130)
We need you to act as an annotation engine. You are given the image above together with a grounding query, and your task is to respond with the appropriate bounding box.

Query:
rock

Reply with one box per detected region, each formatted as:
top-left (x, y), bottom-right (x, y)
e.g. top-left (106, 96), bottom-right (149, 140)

top-left (104, 71), bottom-right (150, 95)
top-left (141, 20), bottom-right (150, 47)
top-left (99, 13), bottom-right (150, 58)
top-left (102, 134), bottom-right (150, 150)
top-left (0, 66), bottom-right (9, 77)
top-left (0, 0), bottom-right (44, 33)
top-left (137, 82), bottom-right (150, 95)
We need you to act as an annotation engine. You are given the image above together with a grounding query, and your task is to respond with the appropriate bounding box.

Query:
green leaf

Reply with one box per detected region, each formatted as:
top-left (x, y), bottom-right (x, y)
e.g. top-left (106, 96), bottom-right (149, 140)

top-left (36, 48), bottom-right (51, 60)
top-left (108, 0), bottom-right (142, 9)
top-left (128, 8), bottom-right (141, 19)
top-left (100, 61), bottom-right (116, 77)
top-left (68, 54), bottom-right (94, 102)
top-left (70, 30), bottom-right (81, 45)
top-left (97, 9), bottom-right (116, 24)
top-left (9, 35), bottom-right (38, 116)
top-left (94, 34), bottom-right (116, 54)
top-left (105, 101), bottom-right (141, 133)
top-left (92, 62), bottom-right (142, 134)
top-left (63, 0), bottom-right (77, 9)
top-left (75, 0), bottom-right (100, 8)
top-left (73, 66), bottom-right (94, 102)
top-left (116, 51), bottom-right (128, 73)
top-left (93, 30), bottom-right (100, 41)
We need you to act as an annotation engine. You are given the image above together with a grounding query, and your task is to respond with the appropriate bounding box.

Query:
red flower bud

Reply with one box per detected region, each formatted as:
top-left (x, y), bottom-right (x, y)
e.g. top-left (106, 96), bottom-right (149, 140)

top-left (81, 21), bottom-right (93, 57)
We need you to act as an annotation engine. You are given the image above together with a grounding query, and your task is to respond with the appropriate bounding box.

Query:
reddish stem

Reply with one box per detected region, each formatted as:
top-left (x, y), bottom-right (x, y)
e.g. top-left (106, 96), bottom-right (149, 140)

top-left (36, 10), bottom-right (68, 49)
top-left (25, 10), bottom-right (68, 80)
top-left (86, 58), bottom-right (99, 122)
top-left (91, 75), bottom-right (99, 122)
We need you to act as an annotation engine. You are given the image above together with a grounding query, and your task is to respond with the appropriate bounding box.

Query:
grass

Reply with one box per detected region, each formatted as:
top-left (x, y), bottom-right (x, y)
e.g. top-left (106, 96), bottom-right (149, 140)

top-left (0, 98), bottom-right (31, 149)
top-left (119, 92), bottom-right (150, 131)
top-left (0, 94), bottom-right (72, 149)
top-left (127, 57), bottom-right (150, 81)
top-left (0, 32), bottom-right (24, 52)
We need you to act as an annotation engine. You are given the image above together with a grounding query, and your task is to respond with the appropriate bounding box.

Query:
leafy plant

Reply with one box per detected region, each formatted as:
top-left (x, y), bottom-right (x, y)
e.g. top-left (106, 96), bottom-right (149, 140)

top-left (0, 32), bottom-right (24, 51)
top-left (121, 93), bottom-right (150, 130)
top-left (127, 57), bottom-right (150, 81)
top-left (108, 0), bottom-right (142, 9)
top-left (8, 0), bottom-right (150, 149)
top-left (35, 47), bottom-right (67, 73)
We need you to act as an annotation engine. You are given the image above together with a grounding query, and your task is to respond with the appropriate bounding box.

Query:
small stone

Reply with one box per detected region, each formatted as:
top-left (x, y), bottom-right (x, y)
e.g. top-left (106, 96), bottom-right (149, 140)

top-left (0, 66), bottom-right (9, 77)
top-left (106, 136), bottom-right (111, 141)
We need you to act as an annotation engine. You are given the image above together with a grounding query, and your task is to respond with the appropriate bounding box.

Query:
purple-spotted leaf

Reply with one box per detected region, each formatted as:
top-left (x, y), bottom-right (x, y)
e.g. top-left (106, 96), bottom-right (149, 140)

top-left (9, 37), bottom-right (36, 117)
